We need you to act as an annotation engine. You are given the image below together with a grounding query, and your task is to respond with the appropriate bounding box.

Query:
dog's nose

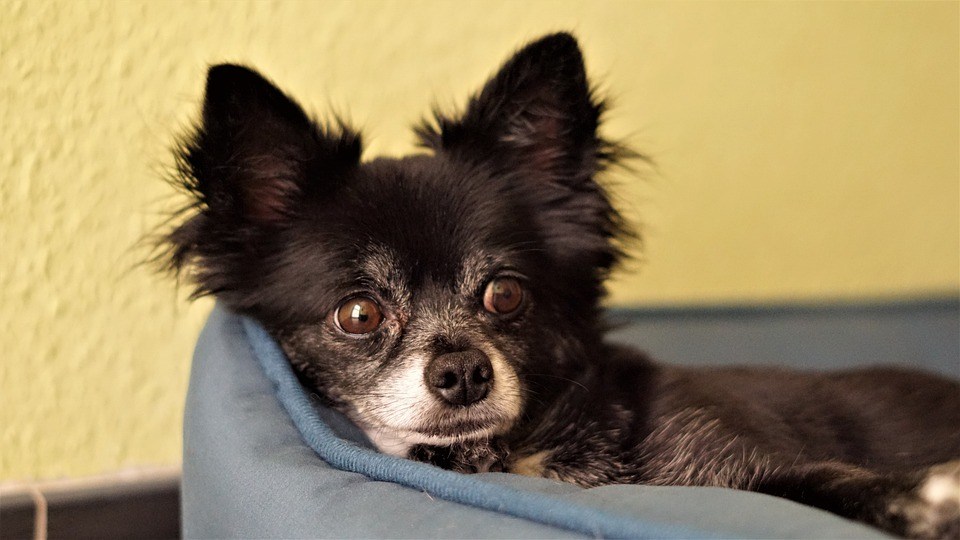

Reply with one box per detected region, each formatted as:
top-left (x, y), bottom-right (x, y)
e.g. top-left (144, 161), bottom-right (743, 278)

top-left (426, 349), bottom-right (493, 406)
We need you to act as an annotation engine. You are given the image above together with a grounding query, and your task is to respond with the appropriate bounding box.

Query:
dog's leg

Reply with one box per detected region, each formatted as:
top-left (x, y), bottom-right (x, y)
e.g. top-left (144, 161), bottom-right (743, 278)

top-left (756, 460), bottom-right (959, 539)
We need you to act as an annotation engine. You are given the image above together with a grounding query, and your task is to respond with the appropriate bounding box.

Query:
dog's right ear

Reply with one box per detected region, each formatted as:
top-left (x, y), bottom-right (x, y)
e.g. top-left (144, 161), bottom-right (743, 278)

top-left (184, 64), bottom-right (361, 224)
top-left (416, 34), bottom-right (628, 277)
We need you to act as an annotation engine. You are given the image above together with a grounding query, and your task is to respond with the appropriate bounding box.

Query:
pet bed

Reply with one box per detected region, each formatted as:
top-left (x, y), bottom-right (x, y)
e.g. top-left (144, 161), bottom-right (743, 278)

top-left (181, 300), bottom-right (958, 538)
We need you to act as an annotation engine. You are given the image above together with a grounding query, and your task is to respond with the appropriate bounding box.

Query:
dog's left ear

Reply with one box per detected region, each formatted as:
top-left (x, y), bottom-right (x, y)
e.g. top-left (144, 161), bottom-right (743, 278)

top-left (418, 32), bottom-right (626, 272)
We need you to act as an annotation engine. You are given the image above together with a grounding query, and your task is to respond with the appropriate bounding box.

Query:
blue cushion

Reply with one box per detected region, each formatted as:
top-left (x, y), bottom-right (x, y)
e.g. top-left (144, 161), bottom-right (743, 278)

top-left (182, 300), bottom-right (958, 538)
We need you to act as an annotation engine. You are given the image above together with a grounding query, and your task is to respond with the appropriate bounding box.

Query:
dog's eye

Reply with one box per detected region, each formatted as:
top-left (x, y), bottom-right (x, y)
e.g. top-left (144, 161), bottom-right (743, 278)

top-left (335, 297), bottom-right (383, 335)
top-left (483, 278), bottom-right (524, 315)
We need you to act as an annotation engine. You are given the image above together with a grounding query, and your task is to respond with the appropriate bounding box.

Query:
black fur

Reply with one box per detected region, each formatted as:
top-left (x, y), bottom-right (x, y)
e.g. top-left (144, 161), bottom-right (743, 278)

top-left (160, 33), bottom-right (960, 538)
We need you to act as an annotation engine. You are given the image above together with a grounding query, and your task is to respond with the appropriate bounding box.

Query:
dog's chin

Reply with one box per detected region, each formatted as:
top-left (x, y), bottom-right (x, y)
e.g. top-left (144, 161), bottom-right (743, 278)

top-left (360, 402), bottom-right (519, 456)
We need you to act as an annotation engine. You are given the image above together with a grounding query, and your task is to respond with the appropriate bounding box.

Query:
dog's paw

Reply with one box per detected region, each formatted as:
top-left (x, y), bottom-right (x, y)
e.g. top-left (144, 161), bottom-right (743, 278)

top-left (889, 461), bottom-right (960, 539)
top-left (458, 438), bottom-right (510, 473)
top-left (409, 439), bottom-right (510, 474)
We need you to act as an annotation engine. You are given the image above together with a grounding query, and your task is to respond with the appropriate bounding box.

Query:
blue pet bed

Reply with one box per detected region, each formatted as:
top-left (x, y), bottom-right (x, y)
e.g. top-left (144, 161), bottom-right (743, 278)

top-left (181, 300), bottom-right (958, 538)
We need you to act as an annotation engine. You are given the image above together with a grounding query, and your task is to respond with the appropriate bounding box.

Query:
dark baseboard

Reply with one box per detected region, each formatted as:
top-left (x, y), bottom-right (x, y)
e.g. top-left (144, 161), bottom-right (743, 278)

top-left (0, 470), bottom-right (180, 539)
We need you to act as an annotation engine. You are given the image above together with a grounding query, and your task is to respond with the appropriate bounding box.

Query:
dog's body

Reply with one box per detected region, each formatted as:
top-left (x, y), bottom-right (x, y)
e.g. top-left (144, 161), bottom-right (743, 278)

top-left (162, 34), bottom-right (959, 538)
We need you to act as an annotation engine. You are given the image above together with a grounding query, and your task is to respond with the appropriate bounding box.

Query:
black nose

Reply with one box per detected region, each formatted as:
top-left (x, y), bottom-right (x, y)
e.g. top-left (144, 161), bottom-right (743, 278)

top-left (426, 349), bottom-right (494, 406)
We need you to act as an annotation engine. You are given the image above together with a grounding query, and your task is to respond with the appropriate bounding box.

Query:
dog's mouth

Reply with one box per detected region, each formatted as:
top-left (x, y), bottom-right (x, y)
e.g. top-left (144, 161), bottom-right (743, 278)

top-left (373, 399), bottom-right (516, 439)
top-left (358, 387), bottom-right (522, 453)
top-left (354, 402), bottom-right (518, 456)
top-left (415, 407), bottom-right (512, 438)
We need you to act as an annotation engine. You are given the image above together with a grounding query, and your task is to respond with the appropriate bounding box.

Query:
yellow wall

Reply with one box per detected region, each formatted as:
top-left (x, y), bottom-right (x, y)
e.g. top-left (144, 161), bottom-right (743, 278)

top-left (2, 1), bottom-right (957, 481)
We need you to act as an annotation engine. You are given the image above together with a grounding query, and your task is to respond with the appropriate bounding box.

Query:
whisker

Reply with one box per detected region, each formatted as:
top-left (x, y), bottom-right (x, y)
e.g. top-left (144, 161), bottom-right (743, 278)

top-left (524, 373), bottom-right (589, 392)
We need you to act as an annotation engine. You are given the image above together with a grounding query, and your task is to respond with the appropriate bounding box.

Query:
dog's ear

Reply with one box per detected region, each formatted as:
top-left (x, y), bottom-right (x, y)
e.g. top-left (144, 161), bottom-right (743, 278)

top-left (418, 33), bottom-right (627, 273)
top-left (185, 64), bottom-right (360, 224)
top-left (161, 65), bottom-right (361, 311)
top-left (418, 33), bottom-right (602, 179)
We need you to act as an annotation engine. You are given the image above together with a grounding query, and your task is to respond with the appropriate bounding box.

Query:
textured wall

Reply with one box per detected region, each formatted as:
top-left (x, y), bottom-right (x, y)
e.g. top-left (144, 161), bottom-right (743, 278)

top-left (1, 1), bottom-right (957, 480)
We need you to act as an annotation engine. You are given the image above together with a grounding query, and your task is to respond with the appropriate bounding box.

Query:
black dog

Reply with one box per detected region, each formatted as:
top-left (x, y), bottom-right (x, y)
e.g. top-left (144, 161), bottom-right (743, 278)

top-left (161, 33), bottom-right (959, 538)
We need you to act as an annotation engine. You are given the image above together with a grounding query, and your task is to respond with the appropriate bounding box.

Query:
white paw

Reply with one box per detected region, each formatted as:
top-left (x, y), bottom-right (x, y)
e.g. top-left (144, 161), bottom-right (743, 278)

top-left (894, 461), bottom-right (960, 539)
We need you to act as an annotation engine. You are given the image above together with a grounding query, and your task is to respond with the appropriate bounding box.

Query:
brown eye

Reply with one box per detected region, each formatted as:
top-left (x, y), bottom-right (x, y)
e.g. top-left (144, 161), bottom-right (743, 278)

top-left (483, 277), bottom-right (524, 315)
top-left (335, 297), bottom-right (383, 335)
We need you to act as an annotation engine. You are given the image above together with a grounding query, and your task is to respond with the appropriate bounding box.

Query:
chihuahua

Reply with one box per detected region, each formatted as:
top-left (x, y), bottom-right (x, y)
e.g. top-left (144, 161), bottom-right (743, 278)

top-left (161, 33), bottom-right (959, 538)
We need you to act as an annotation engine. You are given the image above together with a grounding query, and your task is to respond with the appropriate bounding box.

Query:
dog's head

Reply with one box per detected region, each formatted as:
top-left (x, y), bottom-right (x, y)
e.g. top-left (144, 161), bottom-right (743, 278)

top-left (164, 33), bottom-right (628, 452)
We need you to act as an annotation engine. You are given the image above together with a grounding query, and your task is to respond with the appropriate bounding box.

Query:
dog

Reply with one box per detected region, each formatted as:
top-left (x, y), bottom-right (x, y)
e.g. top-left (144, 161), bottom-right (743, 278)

top-left (160, 33), bottom-right (960, 538)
